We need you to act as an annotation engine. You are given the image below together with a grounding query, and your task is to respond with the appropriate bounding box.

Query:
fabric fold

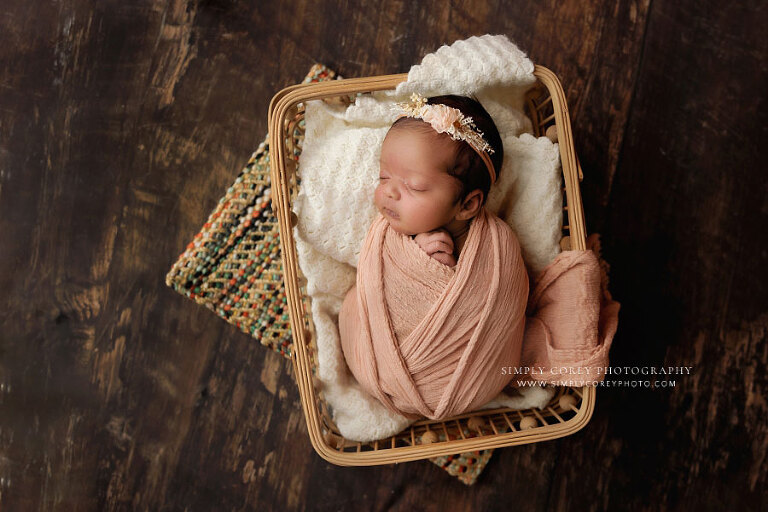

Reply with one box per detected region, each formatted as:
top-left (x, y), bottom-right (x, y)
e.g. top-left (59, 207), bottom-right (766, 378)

top-left (515, 247), bottom-right (620, 387)
top-left (340, 211), bottom-right (621, 419)
top-left (340, 208), bottom-right (529, 420)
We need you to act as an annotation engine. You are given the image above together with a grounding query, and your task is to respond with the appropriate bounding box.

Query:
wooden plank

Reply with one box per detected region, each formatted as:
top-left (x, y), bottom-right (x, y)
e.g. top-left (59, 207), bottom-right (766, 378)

top-left (1, 0), bottom-right (764, 509)
top-left (596, 0), bottom-right (768, 509)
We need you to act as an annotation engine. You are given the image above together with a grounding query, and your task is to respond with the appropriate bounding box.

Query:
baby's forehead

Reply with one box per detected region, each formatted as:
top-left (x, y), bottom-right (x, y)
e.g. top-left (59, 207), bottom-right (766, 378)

top-left (383, 124), bottom-right (459, 154)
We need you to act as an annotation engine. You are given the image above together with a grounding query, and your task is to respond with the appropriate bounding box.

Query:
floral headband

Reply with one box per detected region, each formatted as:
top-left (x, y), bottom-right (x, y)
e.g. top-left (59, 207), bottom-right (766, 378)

top-left (393, 93), bottom-right (497, 184)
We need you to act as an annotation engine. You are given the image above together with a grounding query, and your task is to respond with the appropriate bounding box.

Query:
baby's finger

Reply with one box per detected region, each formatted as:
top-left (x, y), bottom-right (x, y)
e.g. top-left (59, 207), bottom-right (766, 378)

top-left (428, 230), bottom-right (454, 246)
top-left (431, 251), bottom-right (456, 267)
top-left (422, 239), bottom-right (454, 256)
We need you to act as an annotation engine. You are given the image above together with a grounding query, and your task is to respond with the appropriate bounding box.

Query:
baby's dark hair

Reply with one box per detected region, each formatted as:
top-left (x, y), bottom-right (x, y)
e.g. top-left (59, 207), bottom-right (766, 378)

top-left (388, 95), bottom-right (503, 204)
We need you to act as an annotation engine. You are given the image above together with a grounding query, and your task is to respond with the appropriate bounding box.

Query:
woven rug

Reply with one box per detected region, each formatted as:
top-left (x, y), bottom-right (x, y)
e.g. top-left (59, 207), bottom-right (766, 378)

top-left (165, 64), bottom-right (493, 485)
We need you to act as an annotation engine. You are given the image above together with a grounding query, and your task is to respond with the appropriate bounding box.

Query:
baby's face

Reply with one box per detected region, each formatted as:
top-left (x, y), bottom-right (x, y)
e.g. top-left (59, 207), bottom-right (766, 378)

top-left (375, 127), bottom-right (463, 236)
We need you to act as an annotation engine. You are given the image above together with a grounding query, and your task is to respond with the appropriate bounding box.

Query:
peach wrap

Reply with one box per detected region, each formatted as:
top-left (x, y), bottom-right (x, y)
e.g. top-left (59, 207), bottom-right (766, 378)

top-left (515, 234), bottom-right (620, 388)
top-left (339, 208), bottom-right (528, 420)
top-left (339, 209), bottom-right (619, 421)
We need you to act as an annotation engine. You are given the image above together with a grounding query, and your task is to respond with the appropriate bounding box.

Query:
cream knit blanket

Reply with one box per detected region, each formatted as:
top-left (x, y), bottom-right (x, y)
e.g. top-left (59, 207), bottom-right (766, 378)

top-left (293, 35), bottom-right (561, 442)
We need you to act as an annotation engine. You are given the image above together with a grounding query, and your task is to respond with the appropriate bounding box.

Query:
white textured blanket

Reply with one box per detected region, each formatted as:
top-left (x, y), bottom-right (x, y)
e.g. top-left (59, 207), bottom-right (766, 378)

top-left (293, 35), bottom-right (562, 442)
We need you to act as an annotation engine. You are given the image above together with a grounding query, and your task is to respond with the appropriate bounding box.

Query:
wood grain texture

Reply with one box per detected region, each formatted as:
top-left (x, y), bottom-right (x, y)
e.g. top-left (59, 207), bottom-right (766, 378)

top-left (599, 0), bottom-right (768, 508)
top-left (0, 0), bottom-right (765, 510)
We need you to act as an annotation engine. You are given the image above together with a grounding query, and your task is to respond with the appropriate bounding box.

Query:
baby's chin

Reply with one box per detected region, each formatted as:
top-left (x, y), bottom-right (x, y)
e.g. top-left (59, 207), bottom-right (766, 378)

top-left (384, 219), bottom-right (414, 235)
top-left (380, 216), bottom-right (418, 236)
top-left (376, 206), bottom-right (437, 235)
top-left (390, 225), bottom-right (417, 236)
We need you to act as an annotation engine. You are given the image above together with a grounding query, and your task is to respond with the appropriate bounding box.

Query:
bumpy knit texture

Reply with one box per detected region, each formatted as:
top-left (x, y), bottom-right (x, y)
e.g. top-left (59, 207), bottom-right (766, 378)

top-left (294, 35), bottom-right (561, 441)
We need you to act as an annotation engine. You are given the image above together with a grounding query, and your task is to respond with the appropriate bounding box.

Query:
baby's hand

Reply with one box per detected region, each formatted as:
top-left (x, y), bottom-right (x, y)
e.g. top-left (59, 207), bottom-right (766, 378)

top-left (414, 229), bottom-right (456, 267)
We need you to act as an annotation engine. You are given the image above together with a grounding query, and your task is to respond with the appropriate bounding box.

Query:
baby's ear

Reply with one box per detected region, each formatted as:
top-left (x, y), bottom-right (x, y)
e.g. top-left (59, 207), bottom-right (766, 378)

top-left (456, 189), bottom-right (484, 220)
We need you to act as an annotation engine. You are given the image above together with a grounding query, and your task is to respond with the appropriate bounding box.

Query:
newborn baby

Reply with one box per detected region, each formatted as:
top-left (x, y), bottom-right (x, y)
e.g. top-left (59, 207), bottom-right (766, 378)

top-left (337, 94), bottom-right (619, 423)
top-left (338, 94), bottom-right (531, 421)
top-left (375, 95), bottom-right (501, 266)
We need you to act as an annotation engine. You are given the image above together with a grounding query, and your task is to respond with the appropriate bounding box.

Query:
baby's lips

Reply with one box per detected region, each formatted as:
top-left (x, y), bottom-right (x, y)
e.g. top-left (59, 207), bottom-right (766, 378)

top-left (381, 207), bottom-right (399, 220)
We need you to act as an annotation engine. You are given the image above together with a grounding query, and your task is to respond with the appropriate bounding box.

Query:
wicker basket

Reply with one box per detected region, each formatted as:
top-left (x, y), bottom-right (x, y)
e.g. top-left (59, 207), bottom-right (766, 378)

top-left (267, 66), bottom-right (593, 466)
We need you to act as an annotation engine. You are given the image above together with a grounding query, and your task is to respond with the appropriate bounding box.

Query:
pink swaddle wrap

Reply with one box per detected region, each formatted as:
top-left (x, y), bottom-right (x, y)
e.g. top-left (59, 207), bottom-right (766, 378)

top-left (517, 237), bottom-right (620, 387)
top-left (339, 208), bottom-right (619, 421)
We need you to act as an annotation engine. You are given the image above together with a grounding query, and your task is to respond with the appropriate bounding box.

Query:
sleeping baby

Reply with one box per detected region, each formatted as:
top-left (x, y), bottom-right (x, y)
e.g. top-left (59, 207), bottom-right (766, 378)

top-left (338, 93), bottom-right (620, 422)
top-left (374, 94), bottom-right (503, 268)
top-left (338, 93), bottom-right (531, 421)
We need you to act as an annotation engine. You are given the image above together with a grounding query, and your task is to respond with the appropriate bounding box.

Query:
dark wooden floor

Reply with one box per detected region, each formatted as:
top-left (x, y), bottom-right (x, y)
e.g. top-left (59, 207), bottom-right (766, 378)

top-left (1, 0), bottom-right (766, 510)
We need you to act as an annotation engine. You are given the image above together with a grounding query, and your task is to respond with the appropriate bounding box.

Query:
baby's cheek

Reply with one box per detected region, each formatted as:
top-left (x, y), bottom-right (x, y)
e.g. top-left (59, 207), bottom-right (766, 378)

top-left (412, 199), bottom-right (437, 220)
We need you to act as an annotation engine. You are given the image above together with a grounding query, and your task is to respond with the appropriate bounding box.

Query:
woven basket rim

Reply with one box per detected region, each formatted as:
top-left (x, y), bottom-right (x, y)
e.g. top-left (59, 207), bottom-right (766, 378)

top-left (267, 66), bottom-right (594, 466)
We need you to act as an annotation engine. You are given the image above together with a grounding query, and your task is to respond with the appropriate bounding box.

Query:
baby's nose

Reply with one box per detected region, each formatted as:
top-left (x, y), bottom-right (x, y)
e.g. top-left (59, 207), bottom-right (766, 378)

top-left (384, 181), bottom-right (400, 199)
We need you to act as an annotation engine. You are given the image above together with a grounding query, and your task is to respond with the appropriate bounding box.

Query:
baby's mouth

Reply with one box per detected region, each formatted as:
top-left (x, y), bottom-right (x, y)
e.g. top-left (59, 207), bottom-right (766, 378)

top-left (382, 207), bottom-right (399, 220)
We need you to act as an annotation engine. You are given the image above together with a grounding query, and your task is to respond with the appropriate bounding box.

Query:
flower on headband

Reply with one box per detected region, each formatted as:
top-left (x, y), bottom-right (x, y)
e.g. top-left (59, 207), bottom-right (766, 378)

top-left (420, 104), bottom-right (460, 134)
top-left (393, 93), bottom-right (495, 156)
top-left (391, 93), bottom-right (498, 184)
top-left (398, 93), bottom-right (427, 116)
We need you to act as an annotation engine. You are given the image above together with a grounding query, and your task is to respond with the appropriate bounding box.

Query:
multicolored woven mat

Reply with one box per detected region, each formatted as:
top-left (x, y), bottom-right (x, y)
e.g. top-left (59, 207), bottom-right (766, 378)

top-left (165, 63), bottom-right (495, 485)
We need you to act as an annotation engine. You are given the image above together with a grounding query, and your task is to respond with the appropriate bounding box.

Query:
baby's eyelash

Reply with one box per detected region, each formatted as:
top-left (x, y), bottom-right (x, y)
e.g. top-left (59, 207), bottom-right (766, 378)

top-left (377, 175), bottom-right (424, 192)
